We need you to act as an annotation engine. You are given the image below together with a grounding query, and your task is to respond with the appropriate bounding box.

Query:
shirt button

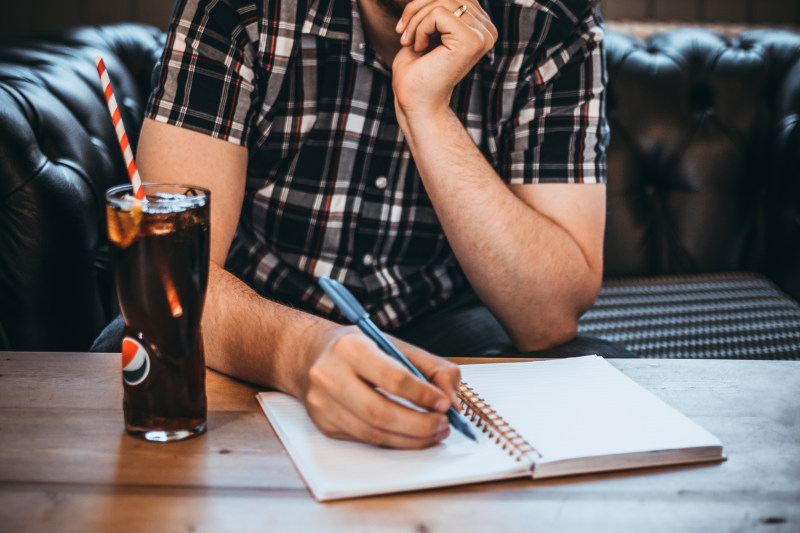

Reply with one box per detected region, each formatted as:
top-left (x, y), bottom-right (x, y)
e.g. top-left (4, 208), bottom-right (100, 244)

top-left (362, 254), bottom-right (374, 266)
top-left (375, 176), bottom-right (388, 189)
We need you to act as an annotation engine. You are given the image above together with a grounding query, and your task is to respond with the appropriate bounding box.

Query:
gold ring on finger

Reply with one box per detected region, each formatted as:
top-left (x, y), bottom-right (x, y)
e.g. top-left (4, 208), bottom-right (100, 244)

top-left (453, 4), bottom-right (468, 17)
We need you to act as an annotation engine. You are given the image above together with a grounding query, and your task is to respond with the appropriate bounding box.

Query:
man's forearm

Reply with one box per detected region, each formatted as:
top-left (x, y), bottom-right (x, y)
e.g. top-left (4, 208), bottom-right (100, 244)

top-left (399, 108), bottom-right (603, 351)
top-left (201, 262), bottom-right (336, 397)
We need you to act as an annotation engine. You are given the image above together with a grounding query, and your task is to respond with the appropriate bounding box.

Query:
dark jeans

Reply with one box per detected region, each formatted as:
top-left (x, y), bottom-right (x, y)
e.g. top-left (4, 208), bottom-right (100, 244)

top-left (91, 313), bottom-right (125, 352)
top-left (391, 289), bottom-right (637, 358)
top-left (93, 290), bottom-right (636, 358)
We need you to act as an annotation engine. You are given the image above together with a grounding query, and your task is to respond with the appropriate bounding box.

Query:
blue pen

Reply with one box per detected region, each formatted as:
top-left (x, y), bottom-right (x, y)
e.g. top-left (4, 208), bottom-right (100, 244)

top-left (318, 276), bottom-right (477, 442)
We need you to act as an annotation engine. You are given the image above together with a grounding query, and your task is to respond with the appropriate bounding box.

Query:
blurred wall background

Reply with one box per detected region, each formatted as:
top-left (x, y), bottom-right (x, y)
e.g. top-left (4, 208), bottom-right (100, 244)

top-left (0, 0), bottom-right (798, 39)
top-left (0, 0), bottom-right (174, 39)
top-left (603, 0), bottom-right (798, 24)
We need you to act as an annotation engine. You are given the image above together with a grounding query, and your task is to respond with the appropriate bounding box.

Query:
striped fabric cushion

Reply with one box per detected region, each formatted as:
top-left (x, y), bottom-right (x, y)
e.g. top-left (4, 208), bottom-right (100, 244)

top-left (579, 272), bottom-right (800, 359)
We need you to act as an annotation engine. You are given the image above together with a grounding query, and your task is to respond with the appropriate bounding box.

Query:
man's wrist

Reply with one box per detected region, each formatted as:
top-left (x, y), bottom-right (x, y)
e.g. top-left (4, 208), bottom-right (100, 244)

top-left (396, 105), bottom-right (457, 147)
top-left (288, 320), bottom-right (354, 397)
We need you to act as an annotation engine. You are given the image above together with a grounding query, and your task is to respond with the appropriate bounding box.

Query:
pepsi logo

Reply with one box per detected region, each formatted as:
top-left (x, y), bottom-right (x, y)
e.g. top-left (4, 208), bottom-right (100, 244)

top-left (121, 337), bottom-right (150, 386)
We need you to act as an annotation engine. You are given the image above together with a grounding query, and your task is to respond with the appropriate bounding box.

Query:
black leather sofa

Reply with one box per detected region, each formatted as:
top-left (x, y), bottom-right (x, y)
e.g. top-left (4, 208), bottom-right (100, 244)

top-left (1, 23), bottom-right (799, 358)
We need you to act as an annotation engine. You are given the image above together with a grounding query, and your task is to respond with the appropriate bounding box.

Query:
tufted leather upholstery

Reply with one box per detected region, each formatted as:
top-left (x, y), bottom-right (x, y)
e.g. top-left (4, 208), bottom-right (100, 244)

top-left (0, 23), bottom-right (799, 351)
top-left (0, 24), bottom-right (164, 350)
top-left (603, 28), bottom-right (800, 299)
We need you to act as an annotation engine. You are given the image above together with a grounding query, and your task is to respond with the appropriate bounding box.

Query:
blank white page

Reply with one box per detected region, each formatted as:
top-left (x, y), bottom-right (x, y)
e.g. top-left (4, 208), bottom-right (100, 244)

top-left (459, 356), bottom-right (723, 468)
top-left (257, 392), bottom-right (527, 501)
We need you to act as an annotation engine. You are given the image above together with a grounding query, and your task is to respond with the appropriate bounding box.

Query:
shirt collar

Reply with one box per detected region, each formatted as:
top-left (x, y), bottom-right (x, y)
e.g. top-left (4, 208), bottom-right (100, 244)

top-left (302, 0), bottom-right (352, 40)
top-left (303, 0), bottom-right (389, 72)
top-left (346, 0), bottom-right (375, 67)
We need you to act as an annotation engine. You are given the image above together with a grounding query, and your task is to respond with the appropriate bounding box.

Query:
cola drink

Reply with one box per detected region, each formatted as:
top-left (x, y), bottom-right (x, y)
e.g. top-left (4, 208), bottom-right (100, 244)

top-left (106, 183), bottom-right (210, 442)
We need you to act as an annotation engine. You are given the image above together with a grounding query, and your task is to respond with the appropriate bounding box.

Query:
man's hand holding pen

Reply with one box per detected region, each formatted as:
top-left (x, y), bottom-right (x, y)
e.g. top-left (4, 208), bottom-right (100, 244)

top-left (298, 325), bottom-right (463, 449)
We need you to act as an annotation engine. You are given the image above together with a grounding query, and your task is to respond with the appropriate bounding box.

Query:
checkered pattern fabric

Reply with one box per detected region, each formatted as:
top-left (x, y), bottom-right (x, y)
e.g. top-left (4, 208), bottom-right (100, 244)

top-left (146, 0), bottom-right (608, 329)
top-left (579, 272), bottom-right (800, 359)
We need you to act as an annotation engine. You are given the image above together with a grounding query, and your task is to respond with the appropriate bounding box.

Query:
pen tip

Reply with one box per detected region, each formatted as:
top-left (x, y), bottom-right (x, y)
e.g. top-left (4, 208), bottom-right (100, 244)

top-left (458, 422), bottom-right (477, 441)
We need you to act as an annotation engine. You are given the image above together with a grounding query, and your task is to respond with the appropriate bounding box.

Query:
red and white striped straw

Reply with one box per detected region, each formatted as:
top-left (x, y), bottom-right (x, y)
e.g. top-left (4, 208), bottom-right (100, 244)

top-left (96, 57), bottom-right (183, 318)
top-left (95, 56), bottom-right (145, 200)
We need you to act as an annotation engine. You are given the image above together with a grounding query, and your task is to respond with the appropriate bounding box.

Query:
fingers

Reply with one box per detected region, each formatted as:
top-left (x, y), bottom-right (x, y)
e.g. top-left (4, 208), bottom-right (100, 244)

top-left (413, 7), bottom-right (487, 56)
top-left (398, 2), bottom-right (450, 50)
top-left (338, 331), bottom-right (454, 412)
top-left (397, 0), bottom-right (496, 55)
top-left (391, 336), bottom-right (462, 407)
top-left (307, 376), bottom-right (451, 449)
top-left (301, 328), bottom-right (459, 448)
top-left (390, 0), bottom-right (498, 115)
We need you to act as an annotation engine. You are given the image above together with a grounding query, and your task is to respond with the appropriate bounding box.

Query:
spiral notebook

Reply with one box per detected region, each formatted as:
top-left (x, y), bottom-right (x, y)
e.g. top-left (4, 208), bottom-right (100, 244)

top-left (256, 356), bottom-right (724, 501)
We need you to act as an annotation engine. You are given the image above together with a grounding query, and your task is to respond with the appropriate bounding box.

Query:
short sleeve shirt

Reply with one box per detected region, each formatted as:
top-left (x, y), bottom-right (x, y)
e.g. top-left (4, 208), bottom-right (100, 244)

top-left (146, 0), bottom-right (609, 329)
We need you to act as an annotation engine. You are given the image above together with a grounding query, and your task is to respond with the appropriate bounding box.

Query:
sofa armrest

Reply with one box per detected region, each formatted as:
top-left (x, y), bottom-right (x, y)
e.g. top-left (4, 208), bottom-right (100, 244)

top-left (771, 35), bottom-right (800, 302)
top-left (0, 23), bottom-right (164, 350)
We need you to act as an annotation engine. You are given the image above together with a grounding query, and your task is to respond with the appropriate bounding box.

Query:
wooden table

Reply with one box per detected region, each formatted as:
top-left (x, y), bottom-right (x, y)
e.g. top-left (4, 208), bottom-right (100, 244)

top-left (0, 352), bottom-right (798, 532)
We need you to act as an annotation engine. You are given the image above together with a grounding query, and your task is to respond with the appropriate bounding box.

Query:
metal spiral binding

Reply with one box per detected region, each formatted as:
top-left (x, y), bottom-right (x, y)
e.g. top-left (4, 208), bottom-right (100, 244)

top-left (457, 381), bottom-right (542, 463)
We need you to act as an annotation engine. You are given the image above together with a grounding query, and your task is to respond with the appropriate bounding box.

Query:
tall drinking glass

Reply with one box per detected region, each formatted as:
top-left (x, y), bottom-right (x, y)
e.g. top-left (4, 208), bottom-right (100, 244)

top-left (105, 183), bottom-right (210, 442)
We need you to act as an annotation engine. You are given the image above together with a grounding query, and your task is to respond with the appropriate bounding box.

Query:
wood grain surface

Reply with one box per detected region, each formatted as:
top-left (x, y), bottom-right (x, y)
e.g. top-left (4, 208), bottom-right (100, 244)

top-left (0, 352), bottom-right (798, 532)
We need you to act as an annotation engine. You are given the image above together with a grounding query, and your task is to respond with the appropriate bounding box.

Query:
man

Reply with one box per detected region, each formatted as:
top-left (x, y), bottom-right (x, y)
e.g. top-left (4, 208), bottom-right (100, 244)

top-left (127, 0), bottom-right (617, 448)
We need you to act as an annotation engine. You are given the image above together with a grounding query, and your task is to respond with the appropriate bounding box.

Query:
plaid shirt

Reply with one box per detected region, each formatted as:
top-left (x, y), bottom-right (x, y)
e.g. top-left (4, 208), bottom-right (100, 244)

top-left (146, 0), bottom-right (608, 329)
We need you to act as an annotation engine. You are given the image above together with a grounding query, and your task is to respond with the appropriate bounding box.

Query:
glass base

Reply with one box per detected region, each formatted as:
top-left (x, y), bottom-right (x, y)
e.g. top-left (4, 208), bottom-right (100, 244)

top-left (126, 422), bottom-right (206, 442)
